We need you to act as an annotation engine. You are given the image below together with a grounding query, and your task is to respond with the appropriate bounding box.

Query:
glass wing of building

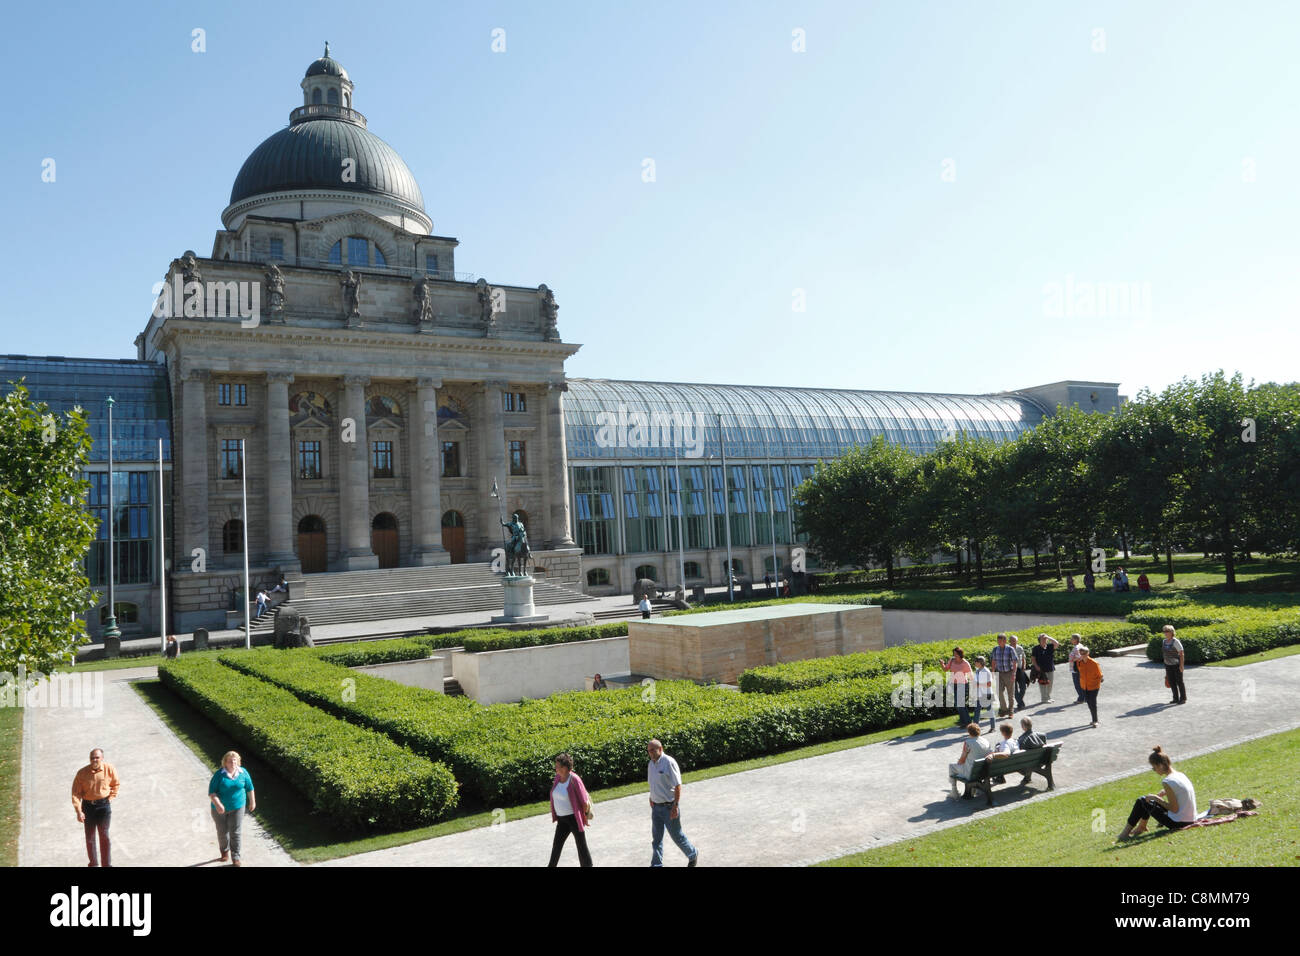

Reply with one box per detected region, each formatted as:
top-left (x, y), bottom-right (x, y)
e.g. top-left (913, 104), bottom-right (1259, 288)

top-left (1, 355), bottom-right (173, 591)
top-left (0, 355), bottom-right (173, 462)
top-left (562, 378), bottom-right (1045, 567)
top-left (563, 378), bottom-right (1043, 461)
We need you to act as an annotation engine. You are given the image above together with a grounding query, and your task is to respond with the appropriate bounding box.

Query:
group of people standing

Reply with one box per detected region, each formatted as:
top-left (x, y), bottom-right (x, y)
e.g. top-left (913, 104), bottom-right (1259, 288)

top-left (1065, 566), bottom-right (1151, 593)
top-left (942, 631), bottom-right (1105, 728)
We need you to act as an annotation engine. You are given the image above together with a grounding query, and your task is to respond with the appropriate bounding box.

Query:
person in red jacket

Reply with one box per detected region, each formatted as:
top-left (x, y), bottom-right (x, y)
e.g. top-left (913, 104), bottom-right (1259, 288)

top-left (548, 752), bottom-right (593, 866)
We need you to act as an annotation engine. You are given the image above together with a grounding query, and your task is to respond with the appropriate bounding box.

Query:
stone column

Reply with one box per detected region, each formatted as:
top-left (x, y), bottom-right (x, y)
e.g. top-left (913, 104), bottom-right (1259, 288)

top-left (264, 371), bottom-right (299, 572)
top-left (409, 376), bottom-right (448, 565)
top-left (480, 379), bottom-right (508, 556)
top-left (546, 380), bottom-right (575, 546)
top-left (338, 375), bottom-right (378, 570)
top-left (179, 367), bottom-right (210, 567)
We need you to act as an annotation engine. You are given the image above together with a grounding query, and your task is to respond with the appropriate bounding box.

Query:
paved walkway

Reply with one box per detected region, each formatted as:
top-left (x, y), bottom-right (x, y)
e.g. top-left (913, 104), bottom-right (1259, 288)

top-left (19, 666), bottom-right (294, 867)
top-left (322, 653), bottom-right (1300, 867)
top-left (20, 654), bottom-right (1299, 867)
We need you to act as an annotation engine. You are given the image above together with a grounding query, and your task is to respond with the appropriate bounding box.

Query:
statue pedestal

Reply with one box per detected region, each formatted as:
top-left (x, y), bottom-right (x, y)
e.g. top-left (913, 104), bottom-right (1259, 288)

top-left (491, 575), bottom-right (550, 625)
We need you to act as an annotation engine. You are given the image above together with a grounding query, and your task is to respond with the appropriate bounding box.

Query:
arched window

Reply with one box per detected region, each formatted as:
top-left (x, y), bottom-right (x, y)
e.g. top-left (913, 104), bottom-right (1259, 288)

top-left (372, 512), bottom-right (397, 531)
top-left (441, 510), bottom-right (464, 528)
top-left (683, 561), bottom-right (701, 579)
top-left (312, 88), bottom-right (321, 105)
top-left (375, 246), bottom-right (386, 266)
top-left (344, 91), bottom-right (350, 107)
top-left (223, 519), bottom-right (244, 553)
top-left (586, 568), bottom-right (610, 587)
top-left (635, 564), bottom-right (658, 581)
top-left (327, 87), bottom-right (339, 105)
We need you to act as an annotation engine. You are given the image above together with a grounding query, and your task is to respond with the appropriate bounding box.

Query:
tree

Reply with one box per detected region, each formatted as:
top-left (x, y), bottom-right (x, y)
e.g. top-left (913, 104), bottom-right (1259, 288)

top-left (793, 436), bottom-right (919, 587)
top-left (0, 383), bottom-right (97, 674)
top-left (1177, 372), bottom-right (1263, 591)
top-left (918, 434), bottom-right (1002, 589)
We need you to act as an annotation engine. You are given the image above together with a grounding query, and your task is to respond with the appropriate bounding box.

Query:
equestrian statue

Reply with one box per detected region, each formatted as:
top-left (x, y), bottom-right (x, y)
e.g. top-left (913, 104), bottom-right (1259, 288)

top-left (501, 512), bottom-right (531, 576)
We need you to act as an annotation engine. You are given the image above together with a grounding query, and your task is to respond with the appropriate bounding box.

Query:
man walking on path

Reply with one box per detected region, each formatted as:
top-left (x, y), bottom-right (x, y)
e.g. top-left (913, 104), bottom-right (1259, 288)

top-left (71, 748), bottom-right (119, 867)
top-left (990, 634), bottom-right (1018, 719)
top-left (1162, 625), bottom-right (1187, 704)
top-left (1031, 633), bottom-right (1060, 703)
top-left (647, 739), bottom-right (699, 867)
top-left (1008, 634), bottom-right (1028, 711)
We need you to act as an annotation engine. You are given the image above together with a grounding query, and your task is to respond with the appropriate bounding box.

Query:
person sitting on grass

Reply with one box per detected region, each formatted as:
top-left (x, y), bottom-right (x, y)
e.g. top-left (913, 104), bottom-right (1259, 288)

top-left (989, 722), bottom-right (1018, 784)
top-left (947, 723), bottom-right (991, 800)
top-left (1117, 746), bottom-right (1198, 840)
top-left (1016, 717), bottom-right (1046, 786)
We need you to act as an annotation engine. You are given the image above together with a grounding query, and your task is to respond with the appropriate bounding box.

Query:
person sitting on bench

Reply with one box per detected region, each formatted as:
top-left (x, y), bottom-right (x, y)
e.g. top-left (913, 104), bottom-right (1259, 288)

top-left (1016, 717), bottom-right (1046, 786)
top-left (1117, 745), bottom-right (1198, 840)
top-left (947, 723), bottom-right (991, 800)
top-left (989, 723), bottom-right (1018, 784)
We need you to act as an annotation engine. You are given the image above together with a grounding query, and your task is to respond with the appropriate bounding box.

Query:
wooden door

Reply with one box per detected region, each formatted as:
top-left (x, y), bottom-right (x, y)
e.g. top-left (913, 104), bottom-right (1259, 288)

top-left (297, 531), bottom-right (327, 573)
top-left (372, 527), bottom-right (399, 568)
top-left (442, 525), bottom-right (465, 564)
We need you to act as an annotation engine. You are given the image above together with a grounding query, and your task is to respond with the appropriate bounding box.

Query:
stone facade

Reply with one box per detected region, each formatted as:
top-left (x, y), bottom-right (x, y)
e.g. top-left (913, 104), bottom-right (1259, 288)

top-left (132, 52), bottom-right (581, 632)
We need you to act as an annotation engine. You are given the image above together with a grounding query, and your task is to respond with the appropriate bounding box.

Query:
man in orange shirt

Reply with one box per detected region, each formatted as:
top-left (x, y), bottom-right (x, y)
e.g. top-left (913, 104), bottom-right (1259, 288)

top-left (71, 747), bottom-right (119, 867)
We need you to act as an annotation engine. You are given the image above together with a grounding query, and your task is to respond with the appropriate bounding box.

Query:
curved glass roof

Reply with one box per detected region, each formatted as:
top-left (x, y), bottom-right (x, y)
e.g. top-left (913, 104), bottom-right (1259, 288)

top-left (0, 356), bottom-right (172, 462)
top-left (564, 379), bottom-right (1043, 461)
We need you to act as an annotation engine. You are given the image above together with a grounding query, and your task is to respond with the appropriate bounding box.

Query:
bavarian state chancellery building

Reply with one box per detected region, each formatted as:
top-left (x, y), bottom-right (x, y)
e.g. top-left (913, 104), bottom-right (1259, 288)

top-left (1, 50), bottom-right (1122, 641)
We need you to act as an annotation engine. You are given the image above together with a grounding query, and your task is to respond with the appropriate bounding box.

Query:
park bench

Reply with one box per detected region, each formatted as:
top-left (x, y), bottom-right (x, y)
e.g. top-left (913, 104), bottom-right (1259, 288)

top-left (952, 744), bottom-right (1062, 807)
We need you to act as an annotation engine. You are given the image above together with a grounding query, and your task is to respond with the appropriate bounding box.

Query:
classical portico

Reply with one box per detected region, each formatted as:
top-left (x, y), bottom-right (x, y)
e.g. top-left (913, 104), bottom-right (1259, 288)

top-left (135, 49), bottom-right (582, 630)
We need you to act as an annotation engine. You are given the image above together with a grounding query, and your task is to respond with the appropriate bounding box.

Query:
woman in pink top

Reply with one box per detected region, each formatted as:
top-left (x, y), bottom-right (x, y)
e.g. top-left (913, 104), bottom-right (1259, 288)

top-left (943, 647), bottom-right (974, 727)
top-left (548, 752), bottom-right (594, 867)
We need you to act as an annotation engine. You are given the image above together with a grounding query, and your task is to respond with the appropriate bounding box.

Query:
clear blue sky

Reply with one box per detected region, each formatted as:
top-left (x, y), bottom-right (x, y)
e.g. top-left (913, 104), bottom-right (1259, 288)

top-left (3, 1), bottom-right (1298, 398)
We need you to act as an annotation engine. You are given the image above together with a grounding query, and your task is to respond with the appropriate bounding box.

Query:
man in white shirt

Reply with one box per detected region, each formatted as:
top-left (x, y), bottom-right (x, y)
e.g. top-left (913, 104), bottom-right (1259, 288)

top-left (647, 739), bottom-right (699, 867)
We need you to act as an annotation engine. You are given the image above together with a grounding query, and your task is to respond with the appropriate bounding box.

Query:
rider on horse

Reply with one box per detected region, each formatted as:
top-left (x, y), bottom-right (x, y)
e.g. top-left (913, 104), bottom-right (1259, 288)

top-left (501, 512), bottom-right (530, 575)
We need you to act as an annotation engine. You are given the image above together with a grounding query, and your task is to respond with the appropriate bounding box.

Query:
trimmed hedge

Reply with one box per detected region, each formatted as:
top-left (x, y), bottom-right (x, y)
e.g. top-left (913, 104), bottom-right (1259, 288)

top-left (214, 648), bottom-right (944, 806)
top-left (669, 589), bottom-right (1159, 618)
top-left (1145, 611), bottom-right (1300, 665)
top-left (460, 622), bottom-right (627, 653)
top-left (738, 621), bottom-right (1151, 694)
top-left (158, 657), bottom-right (458, 829)
top-left (313, 639), bottom-right (431, 667)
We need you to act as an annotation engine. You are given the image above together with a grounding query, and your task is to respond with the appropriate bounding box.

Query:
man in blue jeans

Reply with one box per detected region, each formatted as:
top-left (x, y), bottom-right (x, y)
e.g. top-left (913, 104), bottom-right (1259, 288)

top-left (647, 739), bottom-right (699, 867)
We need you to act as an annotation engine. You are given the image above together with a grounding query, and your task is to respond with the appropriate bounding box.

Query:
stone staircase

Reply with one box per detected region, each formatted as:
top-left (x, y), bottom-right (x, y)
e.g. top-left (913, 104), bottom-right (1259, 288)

top-left (246, 562), bottom-right (595, 636)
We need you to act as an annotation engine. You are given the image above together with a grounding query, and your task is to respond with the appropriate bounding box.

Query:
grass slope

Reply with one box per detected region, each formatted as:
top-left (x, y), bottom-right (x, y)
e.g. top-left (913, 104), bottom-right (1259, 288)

top-left (819, 728), bottom-right (1300, 867)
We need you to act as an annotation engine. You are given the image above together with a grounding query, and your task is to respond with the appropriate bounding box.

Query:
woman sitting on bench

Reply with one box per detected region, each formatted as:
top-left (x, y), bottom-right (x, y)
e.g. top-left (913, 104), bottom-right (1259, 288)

top-left (1117, 746), bottom-right (1198, 840)
top-left (947, 723), bottom-right (991, 800)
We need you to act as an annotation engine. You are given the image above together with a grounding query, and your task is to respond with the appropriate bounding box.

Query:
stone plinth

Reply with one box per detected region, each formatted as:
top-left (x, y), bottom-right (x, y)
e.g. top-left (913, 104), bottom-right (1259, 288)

top-left (490, 575), bottom-right (550, 625)
top-left (629, 602), bottom-right (883, 684)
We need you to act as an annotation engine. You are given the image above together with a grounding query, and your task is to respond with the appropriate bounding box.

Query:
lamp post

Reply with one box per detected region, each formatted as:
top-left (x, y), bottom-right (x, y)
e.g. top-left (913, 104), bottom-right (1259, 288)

top-left (717, 412), bottom-right (734, 602)
top-left (158, 437), bottom-right (167, 653)
top-left (490, 476), bottom-right (506, 568)
top-left (673, 448), bottom-right (686, 593)
top-left (241, 439), bottom-right (251, 650)
top-left (102, 397), bottom-right (120, 640)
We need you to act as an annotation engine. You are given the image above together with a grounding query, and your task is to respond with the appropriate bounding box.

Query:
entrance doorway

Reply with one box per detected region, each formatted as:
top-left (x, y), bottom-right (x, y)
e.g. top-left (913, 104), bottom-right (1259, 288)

top-left (297, 515), bottom-right (327, 573)
top-left (441, 510), bottom-right (466, 564)
top-left (371, 512), bottom-right (399, 569)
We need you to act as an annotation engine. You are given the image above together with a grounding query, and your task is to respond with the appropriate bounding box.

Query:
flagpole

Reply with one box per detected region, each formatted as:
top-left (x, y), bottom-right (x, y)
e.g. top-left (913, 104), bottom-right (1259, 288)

top-left (241, 439), bottom-right (251, 649)
top-left (158, 438), bottom-right (167, 654)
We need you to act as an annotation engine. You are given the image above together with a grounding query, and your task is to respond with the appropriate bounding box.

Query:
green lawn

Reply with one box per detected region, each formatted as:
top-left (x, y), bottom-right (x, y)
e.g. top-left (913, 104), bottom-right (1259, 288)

top-left (58, 647), bottom-right (234, 673)
top-left (131, 677), bottom-right (952, 863)
top-left (0, 706), bottom-right (22, 866)
top-left (819, 727), bottom-right (1300, 867)
top-left (1207, 644), bottom-right (1300, 668)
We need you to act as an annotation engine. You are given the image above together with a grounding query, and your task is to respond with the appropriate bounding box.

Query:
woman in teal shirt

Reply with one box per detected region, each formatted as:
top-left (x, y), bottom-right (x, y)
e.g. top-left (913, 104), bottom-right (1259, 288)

top-left (208, 751), bottom-right (256, 866)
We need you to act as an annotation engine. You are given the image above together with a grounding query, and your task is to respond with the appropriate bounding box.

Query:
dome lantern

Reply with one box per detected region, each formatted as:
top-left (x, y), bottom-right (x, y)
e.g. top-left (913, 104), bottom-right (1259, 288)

top-left (301, 43), bottom-right (354, 112)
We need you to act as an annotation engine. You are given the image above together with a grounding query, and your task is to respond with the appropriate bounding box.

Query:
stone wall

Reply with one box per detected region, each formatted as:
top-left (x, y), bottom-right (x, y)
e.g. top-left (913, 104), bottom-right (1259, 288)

top-left (452, 636), bottom-right (629, 704)
top-left (628, 602), bottom-right (884, 684)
